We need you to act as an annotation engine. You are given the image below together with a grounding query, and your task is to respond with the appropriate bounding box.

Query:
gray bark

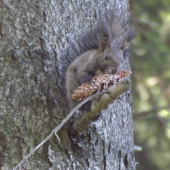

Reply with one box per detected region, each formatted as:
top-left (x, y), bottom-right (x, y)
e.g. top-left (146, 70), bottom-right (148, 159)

top-left (0, 0), bottom-right (135, 170)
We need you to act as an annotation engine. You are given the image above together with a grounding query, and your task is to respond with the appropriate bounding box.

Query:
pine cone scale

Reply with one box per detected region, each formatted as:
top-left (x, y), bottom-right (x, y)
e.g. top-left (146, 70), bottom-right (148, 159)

top-left (72, 70), bottom-right (131, 101)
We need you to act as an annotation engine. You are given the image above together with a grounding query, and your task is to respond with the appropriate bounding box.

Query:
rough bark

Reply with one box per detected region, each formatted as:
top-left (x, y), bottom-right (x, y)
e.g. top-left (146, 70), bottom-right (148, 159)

top-left (0, 0), bottom-right (135, 170)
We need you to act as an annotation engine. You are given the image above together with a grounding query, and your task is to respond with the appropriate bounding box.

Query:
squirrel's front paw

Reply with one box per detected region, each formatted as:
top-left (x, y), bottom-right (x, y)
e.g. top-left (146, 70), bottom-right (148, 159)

top-left (80, 100), bottom-right (92, 112)
top-left (84, 101), bottom-right (92, 112)
top-left (80, 75), bottom-right (93, 84)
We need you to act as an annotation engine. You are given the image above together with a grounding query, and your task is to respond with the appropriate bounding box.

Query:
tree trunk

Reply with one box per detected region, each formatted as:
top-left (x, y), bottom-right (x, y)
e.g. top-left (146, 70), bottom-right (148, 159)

top-left (0, 0), bottom-right (135, 170)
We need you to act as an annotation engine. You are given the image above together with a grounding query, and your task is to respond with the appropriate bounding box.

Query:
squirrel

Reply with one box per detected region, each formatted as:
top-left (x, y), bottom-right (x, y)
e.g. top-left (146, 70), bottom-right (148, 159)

top-left (65, 12), bottom-right (135, 112)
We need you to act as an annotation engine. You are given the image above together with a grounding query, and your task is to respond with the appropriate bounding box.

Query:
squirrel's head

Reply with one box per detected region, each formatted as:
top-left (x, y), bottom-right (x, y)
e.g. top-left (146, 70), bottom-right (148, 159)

top-left (96, 44), bottom-right (124, 74)
top-left (96, 12), bottom-right (136, 74)
top-left (96, 29), bottom-right (135, 74)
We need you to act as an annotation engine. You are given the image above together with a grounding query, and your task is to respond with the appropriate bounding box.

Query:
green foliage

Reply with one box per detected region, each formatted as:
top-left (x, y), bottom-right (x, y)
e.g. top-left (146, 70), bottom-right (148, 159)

top-left (131, 0), bottom-right (170, 169)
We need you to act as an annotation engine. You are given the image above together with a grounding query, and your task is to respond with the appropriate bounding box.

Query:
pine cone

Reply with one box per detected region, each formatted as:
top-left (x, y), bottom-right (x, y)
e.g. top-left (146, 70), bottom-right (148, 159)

top-left (72, 70), bottom-right (131, 101)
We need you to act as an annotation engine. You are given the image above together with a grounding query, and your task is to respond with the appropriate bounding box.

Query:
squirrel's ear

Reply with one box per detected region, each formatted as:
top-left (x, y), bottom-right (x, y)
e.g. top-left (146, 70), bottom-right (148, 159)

top-left (125, 27), bottom-right (136, 42)
top-left (98, 38), bottom-right (109, 51)
top-left (97, 14), bottom-right (110, 50)
top-left (97, 15), bottom-right (110, 38)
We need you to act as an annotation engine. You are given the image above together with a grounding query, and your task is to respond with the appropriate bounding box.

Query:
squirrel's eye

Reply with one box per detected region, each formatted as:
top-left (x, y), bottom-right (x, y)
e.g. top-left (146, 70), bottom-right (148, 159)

top-left (104, 55), bottom-right (109, 60)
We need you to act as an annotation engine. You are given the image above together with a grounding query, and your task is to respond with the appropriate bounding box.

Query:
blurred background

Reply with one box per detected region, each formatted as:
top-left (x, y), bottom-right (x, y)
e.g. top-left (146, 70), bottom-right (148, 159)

top-left (130, 0), bottom-right (170, 169)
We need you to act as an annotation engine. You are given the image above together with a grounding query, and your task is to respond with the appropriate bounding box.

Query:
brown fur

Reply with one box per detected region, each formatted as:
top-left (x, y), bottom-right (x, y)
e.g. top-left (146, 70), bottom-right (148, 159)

top-left (65, 12), bottom-right (135, 111)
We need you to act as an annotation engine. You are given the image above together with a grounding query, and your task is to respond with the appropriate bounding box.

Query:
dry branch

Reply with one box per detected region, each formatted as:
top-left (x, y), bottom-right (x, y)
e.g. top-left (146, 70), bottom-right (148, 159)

top-left (72, 80), bottom-right (131, 135)
top-left (13, 80), bottom-right (131, 170)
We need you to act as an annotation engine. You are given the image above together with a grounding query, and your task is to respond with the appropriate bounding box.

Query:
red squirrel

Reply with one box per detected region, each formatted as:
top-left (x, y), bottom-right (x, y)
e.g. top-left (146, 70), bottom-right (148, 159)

top-left (65, 12), bottom-right (135, 111)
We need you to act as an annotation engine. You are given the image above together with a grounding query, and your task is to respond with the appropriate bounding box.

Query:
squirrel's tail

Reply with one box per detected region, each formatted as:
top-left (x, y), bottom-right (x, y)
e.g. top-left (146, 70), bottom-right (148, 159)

top-left (64, 29), bottom-right (98, 65)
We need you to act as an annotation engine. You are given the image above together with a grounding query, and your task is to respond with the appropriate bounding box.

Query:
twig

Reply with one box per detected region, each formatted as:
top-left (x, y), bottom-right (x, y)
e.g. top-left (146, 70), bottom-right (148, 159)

top-left (133, 106), bottom-right (170, 119)
top-left (72, 80), bottom-right (131, 134)
top-left (13, 80), bottom-right (130, 170)
top-left (12, 91), bottom-right (108, 170)
top-left (156, 114), bottom-right (170, 129)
